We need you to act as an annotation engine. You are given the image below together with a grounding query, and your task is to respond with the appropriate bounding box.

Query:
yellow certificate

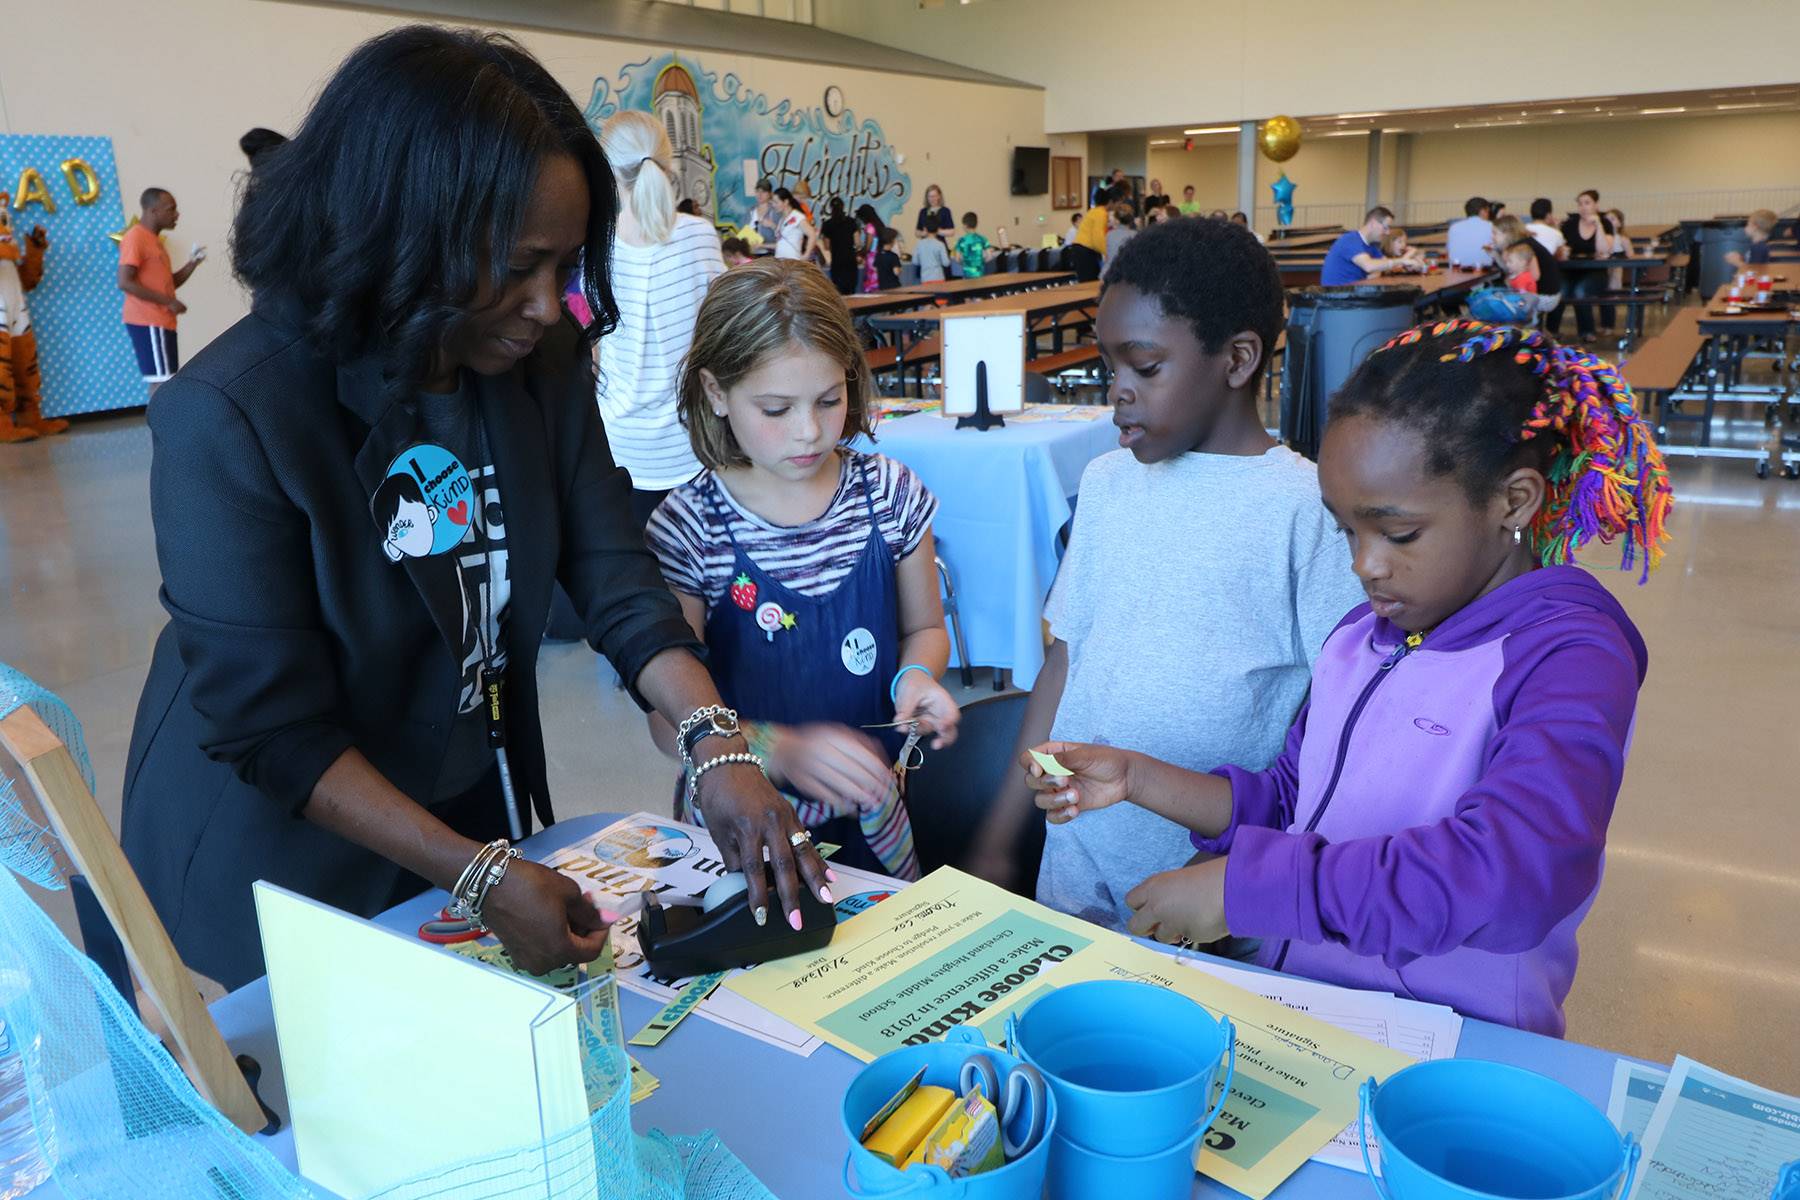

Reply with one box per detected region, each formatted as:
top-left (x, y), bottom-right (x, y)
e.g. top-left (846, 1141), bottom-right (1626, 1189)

top-left (725, 867), bottom-right (1414, 1199)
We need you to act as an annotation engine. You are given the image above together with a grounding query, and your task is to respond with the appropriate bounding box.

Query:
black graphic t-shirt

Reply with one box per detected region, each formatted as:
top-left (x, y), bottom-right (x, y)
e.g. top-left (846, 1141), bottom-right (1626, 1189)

top-left (413, 384), bottom-right (511, 801)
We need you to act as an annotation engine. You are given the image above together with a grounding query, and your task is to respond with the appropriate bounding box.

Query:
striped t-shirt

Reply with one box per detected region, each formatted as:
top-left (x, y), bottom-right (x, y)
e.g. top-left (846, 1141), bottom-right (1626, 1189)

top-left (595, 213), bottom-right (726, 490)
top-left (645, 450), bottom-right (938, 609)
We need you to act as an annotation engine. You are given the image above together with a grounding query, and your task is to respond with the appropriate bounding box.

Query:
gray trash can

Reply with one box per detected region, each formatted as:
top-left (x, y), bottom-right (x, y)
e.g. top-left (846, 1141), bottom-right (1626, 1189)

top-left (1281, 285), bottom-right (1421, 460)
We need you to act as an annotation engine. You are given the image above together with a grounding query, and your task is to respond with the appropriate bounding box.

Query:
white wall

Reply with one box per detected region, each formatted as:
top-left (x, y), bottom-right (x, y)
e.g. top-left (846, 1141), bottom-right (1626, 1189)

top-left (0, 0), bottom-right (1052, 351)
top-left (1402, 111), bottom-right (1800, 224)
top-left (818, 0), bottom-right (1800, 136)
top-left (1093, 109), bottom-right (1800, 233)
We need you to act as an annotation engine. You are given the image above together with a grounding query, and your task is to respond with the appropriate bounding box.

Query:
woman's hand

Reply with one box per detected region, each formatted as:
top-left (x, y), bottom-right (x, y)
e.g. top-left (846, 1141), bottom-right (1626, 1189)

top-left (1124, 857), bottom-right (1230, 946)
top-left (768, 723), bottom-right (894, 814)
top-left (696, 756), bottom-right (834, 930)
top-left (481, 859), bottom-right (612, 976)
top-left (895, 671), bottom-right (961, 750)
top-left (1020, 740), bottom-right (1134, 823)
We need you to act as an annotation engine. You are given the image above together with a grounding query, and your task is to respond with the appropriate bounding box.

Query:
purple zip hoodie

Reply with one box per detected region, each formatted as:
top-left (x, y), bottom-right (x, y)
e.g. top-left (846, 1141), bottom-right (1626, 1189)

top-left (1195, 565), bottom-right (1647, 1037)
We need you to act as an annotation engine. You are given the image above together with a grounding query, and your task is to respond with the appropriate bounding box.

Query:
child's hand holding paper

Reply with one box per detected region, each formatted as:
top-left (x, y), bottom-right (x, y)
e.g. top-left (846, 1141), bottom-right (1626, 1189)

top-left (1021, 742), bottom-right (1132, 823)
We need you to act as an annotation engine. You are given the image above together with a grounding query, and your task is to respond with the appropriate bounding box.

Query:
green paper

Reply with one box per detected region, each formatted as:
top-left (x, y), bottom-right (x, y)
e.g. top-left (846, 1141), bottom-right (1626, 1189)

top-left (1029, 750), bottom-right (1074, 778)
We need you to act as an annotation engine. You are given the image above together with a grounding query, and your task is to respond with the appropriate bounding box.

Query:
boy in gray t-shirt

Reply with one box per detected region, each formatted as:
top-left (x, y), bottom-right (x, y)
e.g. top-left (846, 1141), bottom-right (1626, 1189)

top-left (914, 217), bottom-right (951, 282)
top-left (972, 218), bottom-right (1363, 931)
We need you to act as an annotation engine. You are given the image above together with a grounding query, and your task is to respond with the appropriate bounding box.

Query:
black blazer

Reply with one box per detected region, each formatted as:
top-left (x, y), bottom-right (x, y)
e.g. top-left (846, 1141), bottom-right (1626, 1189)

top-left (121, 297), bottom-right (698, 987)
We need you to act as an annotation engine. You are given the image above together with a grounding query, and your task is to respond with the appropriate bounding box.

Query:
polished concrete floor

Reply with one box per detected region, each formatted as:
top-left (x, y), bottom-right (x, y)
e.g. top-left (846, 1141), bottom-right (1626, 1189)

top-left (2, 380), bottom-right (1797, 1094)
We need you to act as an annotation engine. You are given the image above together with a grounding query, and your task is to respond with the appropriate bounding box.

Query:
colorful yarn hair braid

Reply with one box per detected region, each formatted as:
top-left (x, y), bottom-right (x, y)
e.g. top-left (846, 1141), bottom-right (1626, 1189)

top-left (1371, 318), bottom-right (1673, 582)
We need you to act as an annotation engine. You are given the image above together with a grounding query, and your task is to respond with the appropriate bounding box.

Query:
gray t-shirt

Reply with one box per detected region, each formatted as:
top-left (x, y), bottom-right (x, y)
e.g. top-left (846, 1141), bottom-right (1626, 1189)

top-left (915, 237), bottom-right (951, 282)
top-left (1034, 446), bottom-right (1364, 931)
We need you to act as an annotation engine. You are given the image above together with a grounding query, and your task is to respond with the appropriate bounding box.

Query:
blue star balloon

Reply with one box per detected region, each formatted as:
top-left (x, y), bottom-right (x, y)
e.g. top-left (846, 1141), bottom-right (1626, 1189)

top-left (1270, 173), bottom-right (1297, 226)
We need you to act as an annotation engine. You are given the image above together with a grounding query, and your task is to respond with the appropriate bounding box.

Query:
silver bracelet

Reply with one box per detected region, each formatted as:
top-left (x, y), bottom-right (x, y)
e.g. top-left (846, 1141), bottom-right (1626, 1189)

top-left (684, 751), bottom-right (766, 813)
top-left (449, 839), bottom-right (518, 926)
top-left (451, 839), bottom-right (507, 909)
top-left (676, 705), bottom-right (740, 773)
top-left (468, 847), bottom-right (520, 927)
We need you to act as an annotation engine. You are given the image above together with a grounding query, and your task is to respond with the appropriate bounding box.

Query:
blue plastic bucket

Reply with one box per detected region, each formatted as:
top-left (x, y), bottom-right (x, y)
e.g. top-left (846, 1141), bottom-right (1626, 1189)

top-left (1009, 980), bottom-right (1235, 1158)
top-left (842, 1027), bottom-right (1056, 1198)
top-left (1046, 1123), bottom-right (1203, 1200)
top-left (1360, 1061), bottom-right (1640, 1200)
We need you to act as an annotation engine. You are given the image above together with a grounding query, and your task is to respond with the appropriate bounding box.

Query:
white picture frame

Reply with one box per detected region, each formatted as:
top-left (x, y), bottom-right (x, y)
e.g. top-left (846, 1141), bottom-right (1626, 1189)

top-left (941, 312), bottom-right (1026, 419)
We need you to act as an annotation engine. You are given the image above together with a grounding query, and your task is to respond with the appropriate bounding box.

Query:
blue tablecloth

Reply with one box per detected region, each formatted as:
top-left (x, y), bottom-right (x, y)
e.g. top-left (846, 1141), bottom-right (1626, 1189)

top-left (183, 811), bottom-right (1632, 1200)
top-left (862, 407), bottom-right (1119, 688)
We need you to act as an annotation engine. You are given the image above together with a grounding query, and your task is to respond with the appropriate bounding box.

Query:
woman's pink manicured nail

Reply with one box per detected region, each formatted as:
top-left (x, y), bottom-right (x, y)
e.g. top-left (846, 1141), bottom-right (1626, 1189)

top-left (788, 909), bottom-right (803, 930)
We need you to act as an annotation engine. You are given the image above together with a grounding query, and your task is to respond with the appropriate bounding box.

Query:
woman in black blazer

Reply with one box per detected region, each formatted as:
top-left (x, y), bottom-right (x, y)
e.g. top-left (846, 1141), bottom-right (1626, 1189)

top-left (121, 27), bottom-right (829, 990)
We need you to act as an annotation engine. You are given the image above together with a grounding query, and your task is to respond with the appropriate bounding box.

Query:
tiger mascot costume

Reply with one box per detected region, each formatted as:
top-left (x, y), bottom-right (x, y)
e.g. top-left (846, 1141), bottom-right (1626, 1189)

top-left (0, 195), bottom-right (67, 441)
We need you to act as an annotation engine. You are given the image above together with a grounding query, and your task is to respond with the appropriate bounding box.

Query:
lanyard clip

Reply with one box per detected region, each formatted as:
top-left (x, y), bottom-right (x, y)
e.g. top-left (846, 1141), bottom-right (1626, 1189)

top-left (483, 668), bottom-right (506, 749)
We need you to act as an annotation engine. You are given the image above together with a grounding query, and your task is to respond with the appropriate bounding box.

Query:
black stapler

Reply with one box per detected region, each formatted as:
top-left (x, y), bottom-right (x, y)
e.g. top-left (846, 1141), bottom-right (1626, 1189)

top-left (638, 863), bottom-right (836, 979)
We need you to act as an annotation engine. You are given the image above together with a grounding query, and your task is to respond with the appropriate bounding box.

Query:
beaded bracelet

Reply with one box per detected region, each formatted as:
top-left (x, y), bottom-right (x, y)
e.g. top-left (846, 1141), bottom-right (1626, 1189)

top-left (685, 751), bottom-right (767, 813)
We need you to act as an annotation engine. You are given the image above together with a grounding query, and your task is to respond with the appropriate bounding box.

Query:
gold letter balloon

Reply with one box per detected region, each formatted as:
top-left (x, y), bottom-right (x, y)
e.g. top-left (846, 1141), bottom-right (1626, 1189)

top-left (60, 158), bottom-right (101, 206)
top-left (1258, 116), bottom-right (1302, 164)
top-left (12, 167), bottom-right (55, 213)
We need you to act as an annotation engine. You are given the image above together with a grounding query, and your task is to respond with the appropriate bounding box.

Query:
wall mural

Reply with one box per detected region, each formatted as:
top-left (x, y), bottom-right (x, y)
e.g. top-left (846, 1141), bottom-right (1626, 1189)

top-left (583, 53), bottom-right (912, 229)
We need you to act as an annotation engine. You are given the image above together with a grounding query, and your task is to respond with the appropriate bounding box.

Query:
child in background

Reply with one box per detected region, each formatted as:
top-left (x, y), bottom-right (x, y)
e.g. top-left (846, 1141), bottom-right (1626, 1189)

top-left (955, 212), bottom-right (992, 279)
top-left (1725, 209), bottom-right (1778, 271)
top-left (1063, 212), bottom-right (1083, 247)
top-left (1024, 319), bottom-right (1670, 1035)
top-left (1503, 241), bottom-right (1538, 293)
top-left (1381, 229), bottom-right (1427, 273)
top-left (972, 218), bottom-right (1364, 920)
top-left (875, 228), bottom-right (902, 290)
top-left (1101, 202), bottom-right (1137, 276)
top-left (645, 259), bottom-right (961, 883)
top-left (914, 214), bottom-right (951, 283)
top-left (721, 237), bottom-right (754, 267)
top-left (1495, 214), bottom-right (1562, 319)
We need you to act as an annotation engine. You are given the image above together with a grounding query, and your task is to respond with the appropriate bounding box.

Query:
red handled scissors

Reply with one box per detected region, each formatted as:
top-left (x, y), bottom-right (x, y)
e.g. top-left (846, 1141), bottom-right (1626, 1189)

top-left (417, 907), bottom-right (484, 945)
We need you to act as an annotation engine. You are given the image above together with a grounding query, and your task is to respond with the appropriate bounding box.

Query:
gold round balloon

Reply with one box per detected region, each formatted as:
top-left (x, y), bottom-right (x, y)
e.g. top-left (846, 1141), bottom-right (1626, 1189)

top-left (1259, 116), bottom-right (1302, 163)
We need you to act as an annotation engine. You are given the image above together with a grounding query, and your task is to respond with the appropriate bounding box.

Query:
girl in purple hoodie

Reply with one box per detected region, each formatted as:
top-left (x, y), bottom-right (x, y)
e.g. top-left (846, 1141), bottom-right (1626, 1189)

top-left (1022, 319), bottom-right (1673, 1036)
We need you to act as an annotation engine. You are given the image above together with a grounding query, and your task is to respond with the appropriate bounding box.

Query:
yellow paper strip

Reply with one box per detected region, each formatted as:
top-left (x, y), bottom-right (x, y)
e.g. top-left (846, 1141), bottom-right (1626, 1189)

top-left (628, 970), bottom-right (727, 1047)
top-left (1028, 750), bottom-right (1073, 777)
top-left (628, 1054), bottom-right (660, 1104)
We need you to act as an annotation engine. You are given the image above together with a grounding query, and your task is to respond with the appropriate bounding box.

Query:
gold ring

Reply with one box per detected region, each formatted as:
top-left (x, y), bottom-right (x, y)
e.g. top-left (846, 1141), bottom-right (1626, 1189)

top-left (788, 830), bottom-right (813, 848)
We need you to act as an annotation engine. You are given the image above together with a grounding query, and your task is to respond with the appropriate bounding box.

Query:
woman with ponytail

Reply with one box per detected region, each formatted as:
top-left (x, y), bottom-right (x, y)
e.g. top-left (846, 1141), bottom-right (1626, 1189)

top-left (596, 109), bottom-right (726, 520)
top-left (1018, 319), bottom-right (1671, 1036)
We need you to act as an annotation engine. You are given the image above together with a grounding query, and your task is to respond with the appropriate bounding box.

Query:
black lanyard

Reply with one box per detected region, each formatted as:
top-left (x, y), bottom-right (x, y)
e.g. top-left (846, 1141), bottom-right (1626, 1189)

top-left (472, 411), bottom-right (522, 839)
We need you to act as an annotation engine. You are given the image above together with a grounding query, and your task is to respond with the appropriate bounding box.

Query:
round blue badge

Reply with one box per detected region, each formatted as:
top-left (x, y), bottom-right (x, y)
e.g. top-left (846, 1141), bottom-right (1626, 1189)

top-left (372, 443), bottom-right (475, 561)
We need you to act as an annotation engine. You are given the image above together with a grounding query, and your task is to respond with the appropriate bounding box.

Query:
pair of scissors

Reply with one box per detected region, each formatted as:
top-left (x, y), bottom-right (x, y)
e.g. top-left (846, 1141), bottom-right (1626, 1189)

top-left (861, 717), bottom-right (928, 794)
top-left (417, 907), bottom-right (484, 945)
top-left (959, 1056), bottom-right (1047, 1159)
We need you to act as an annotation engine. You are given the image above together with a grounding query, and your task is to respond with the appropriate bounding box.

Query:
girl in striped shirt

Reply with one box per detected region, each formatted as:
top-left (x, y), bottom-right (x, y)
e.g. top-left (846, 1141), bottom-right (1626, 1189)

top-left (644, 259), bottom-right (960, 878)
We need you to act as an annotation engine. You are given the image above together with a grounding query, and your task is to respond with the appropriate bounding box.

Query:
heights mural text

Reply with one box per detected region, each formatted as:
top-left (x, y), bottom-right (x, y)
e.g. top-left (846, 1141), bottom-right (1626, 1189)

top-left (584, 54), bottom-right (912, 229)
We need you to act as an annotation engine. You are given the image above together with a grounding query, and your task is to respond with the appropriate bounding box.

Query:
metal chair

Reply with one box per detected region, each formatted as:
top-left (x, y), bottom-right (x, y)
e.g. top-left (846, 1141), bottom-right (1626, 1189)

top-left (935, 555), bottom-right (975, 688)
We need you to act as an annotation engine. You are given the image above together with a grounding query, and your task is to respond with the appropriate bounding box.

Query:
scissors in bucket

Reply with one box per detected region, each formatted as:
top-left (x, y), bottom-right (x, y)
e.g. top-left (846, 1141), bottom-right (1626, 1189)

top-left (959, 1056), bottom-right (1047, 1158)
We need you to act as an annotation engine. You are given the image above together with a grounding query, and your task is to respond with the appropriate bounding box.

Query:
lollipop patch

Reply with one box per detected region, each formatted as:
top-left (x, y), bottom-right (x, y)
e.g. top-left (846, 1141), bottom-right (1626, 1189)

top-left (754, 601), bottom-right (796, 642)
